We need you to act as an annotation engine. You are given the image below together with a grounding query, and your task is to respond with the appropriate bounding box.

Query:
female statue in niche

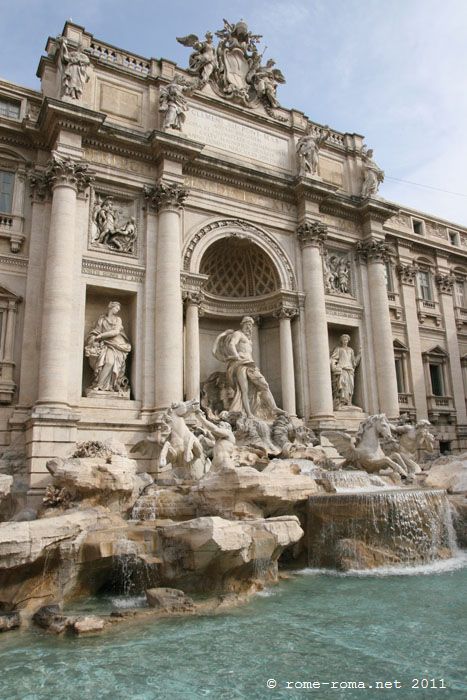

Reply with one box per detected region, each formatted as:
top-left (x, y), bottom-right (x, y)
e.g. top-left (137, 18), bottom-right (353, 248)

top-left (84, 301), bottom-right (131, 396)
top-left (330, 333), bottom-right (361, 409)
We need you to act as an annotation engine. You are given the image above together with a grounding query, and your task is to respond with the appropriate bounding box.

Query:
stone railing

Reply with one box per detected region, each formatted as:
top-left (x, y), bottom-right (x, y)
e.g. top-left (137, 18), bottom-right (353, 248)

top-left (89, 41), bottom-right (150, 75)
top-left (0, 212), bottom-right (24, 253)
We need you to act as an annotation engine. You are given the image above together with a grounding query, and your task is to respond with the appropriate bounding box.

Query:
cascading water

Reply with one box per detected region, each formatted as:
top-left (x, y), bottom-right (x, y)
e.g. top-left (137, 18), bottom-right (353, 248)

top-left (307, 488), bottom-right (458, 571)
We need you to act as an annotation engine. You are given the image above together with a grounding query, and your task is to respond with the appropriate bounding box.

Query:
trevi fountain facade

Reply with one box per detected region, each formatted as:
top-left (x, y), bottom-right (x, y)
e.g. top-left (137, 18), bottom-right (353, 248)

top-left (0, 21), bottom-right (466, 683)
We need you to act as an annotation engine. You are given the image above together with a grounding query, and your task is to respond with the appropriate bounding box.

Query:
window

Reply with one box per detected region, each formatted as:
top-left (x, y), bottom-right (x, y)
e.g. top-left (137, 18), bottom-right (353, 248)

top-left (417, 270), bottom-right (432, 301)
top-left (412, 218), bottom-right (424, 235)
top-left (429, 364), bottom-right (444, 396)
top-left (0, 170), bottom-right (14, 213)
top-left (0, 97), bottom-right (20, 120)
top-left (395, 358), bottom-right (405, 393)
top-left (384, 261), bottom-right (394, 292)
top-left (0, 285), bottom-right (21, 404)
top-left (448, 230), bottom-right (460, 246)
top-left (454, 281), bottom-right (465, 308)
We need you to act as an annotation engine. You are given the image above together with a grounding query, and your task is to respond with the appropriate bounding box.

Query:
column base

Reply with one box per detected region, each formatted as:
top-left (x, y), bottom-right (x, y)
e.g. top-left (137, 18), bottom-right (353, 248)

top-left (308, 414), bottom-right (336, 431)
top-left (26, 405), bottom-right (80, 495)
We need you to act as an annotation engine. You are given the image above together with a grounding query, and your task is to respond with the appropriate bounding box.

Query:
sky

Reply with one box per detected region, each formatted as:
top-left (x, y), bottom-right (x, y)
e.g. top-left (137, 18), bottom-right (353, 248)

top-left (1, 0), bottom-right (466, 225)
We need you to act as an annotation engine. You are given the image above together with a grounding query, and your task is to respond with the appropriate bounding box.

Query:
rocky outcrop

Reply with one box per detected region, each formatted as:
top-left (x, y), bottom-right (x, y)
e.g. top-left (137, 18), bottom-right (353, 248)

top-left (45, 440), bottom-right (151, 513)
top-left (0, 508), bottom-right (127, 611)
top-left (153, 514), bottom-right (303, 592)
top-left (425, 455), bottom-right (467, 493)
top-left (0, 474), bottom-right (14, 523)
top-left (193, 461), bottom-right (322, 519)
top-left (145, 587), bottom-right (195, 612)
top-left (449, 495), bottom-right (467, 547)
top-left (0, 610), bottom-right (20, 632)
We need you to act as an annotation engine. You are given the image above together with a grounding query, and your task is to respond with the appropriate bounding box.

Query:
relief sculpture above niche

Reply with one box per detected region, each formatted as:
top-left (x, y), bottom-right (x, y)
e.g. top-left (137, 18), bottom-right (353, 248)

top-left (89, 191), bottom-right (138, 256)
top-left (323, 250), bottom-right (352, 296)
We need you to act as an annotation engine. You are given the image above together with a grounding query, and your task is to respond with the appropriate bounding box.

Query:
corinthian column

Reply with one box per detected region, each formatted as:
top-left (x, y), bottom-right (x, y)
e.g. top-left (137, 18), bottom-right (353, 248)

top-left (145, 181), bottom-right (188, 408)
top-left (183, 291), bottom-right (203, 401)
top-left (357, 239), bottom-right (399, 418)
top-left (37, 154), bottom-right (93, 408)
top-left (274, 306), bottom-right (298, 415)
top-left (297, 221), bottom-right (334, 423)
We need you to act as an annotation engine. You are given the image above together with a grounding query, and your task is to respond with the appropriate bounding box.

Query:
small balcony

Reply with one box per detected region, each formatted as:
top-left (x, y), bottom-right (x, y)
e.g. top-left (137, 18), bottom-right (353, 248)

top-left (0, 212), bottom-right (25, 253)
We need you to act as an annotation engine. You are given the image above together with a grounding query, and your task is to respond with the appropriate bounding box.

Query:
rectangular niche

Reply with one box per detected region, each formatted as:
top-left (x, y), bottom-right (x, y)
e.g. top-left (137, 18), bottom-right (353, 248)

top-left (82, 286), bottom-right (137, 400)
top-left (328, 324), bottom-right (363, 410)
top-left (88, 187), bottom-right (140, 258)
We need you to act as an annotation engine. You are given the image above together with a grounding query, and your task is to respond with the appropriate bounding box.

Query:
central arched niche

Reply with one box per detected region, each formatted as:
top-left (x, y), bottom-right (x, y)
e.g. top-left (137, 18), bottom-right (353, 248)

top-left (197, 236), bottom-right (283, 407)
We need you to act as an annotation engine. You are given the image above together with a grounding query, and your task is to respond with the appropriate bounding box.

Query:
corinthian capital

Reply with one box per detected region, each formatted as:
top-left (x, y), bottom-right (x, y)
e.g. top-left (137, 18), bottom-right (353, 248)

top-left (273, 306), bottom-right (298, 320)
top-left (397, 263), bottom-right (418, 285)
top-left (435, 273), bottom-right (455, 294)
top-left (45, 153), bottom-right (94, 192)
top-left (144, 180), bottom-right (188, 212)
top-left (356, 238), bottom-right (389, 264)
top-left (296, 220), bottom-right (328, 250)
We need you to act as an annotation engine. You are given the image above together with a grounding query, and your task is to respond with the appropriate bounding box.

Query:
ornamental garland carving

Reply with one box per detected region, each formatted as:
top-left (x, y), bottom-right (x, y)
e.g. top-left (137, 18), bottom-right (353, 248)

top-left (144, 181), bottom-right (189, 211)
top-left (177, 19), bottom-right (286, 119)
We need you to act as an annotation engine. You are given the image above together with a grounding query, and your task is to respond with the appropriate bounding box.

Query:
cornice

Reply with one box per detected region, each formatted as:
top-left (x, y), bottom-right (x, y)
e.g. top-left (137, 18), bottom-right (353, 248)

top-left (293, 177), bottom-right (339, 206)
top-left (35, 98), bottom-right (106, 149)
top-left (321, 191), bottom-right (399, 225)
top-left (82, 257), bottom-right (145, 282)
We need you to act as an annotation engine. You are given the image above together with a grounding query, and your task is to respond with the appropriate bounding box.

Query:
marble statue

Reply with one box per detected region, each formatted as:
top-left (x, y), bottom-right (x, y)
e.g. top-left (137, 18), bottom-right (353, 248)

top-left (159, 77), bottom-right (192, 130)
top-left (177, 19), bottom-right (285, 114)
top-left (296, 126), bottom-right (330, 177)
top-left (130, 413), bottom-right (175, 477)
top-left (361, 146), bottom-right (384, 198)
top-left (330, 334), bottom-right (361, 409)
top-left (212, 316), bottom-right (282, 421)
top-left (92, 196), bottom-right (137, 253)
top-left (84, 301), bottom-right (131, 397)
top-left (58, 36), bottom-right (91, 101)
top-left (323, 414), bottom-right (410, 479)
top-left (194, 408), bottom-right (237, 471)
top-left (389, 418), bottom-right (436, 475)
top-left (176, 32), bottom-right (217, 86)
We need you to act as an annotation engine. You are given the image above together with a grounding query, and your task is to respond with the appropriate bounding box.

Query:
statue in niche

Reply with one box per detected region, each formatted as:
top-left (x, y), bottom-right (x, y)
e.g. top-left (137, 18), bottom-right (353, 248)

top-left (361, 146), bottom-right (384, 198)
top-left (296, 125), bottom-right (330, 177)
top-left (57, 36), bottom-right (91, 101)
top-left (212, 316), bottom-right (283, 422)
top-left (330, 334), bottom-right (361, 410)
top-left (159, 76), bottom-right (192, 130)
top-left (176, 32), bottom-right (218, 86)
top-left (92, 196), bottom-right (137, 254)
top-left (84, 301), bottom-right (131, 397)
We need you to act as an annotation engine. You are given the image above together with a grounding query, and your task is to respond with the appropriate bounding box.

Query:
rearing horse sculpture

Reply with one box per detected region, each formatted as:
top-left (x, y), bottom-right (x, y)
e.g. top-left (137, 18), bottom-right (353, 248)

top-left (323, 414), bottom-right (409, 479)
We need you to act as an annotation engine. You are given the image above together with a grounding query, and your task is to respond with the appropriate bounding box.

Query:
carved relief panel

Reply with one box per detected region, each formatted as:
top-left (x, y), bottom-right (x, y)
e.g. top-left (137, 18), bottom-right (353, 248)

top-left (323, 249), bottom-right (353, 297)
top-left (88, 188), bottom-right (140, 257)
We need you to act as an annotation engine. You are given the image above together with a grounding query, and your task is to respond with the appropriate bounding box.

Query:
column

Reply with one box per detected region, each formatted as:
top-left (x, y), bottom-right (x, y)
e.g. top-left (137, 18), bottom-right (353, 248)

top-left (297, 221), bottom-right (334, 422)
top-left (358, 240), bottom-right (399, 418)
top-left (37, 155), bottom-right (93, 408)
top-left (146, 181), bottom-right (187, 408)
top-left (397, 263), bottom-right (428, 419)
top-left (274, 306), bottom-right (298, 415)
top-left (436, 273), bottom-right (467, 425)
top-left (184, 291), bottom-right (202, 401)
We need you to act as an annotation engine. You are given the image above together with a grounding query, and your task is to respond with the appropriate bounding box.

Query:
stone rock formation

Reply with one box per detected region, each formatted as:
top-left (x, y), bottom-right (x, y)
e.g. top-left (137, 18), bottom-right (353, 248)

top-left (425, 454), bottom-right (467, 493)
top-left (145, 587), bottom-right (195, 612)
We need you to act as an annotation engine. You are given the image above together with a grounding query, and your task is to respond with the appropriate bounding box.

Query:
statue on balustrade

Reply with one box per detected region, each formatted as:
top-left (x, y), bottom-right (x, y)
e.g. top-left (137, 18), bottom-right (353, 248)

top-left (361, 146), bottom-right (384, 198)
top-left (159, 76), bottom-right (192, 130)
top-left (330, 334), bottom-right (361, 410)
top-left (84, 301), bottom-right (131, 397)
top-left (296, 125), bottom-right (330, 177)
top-left (212, 316), bottom-right (283, 422)
top-left (58, 36), bottom-right (91, 101)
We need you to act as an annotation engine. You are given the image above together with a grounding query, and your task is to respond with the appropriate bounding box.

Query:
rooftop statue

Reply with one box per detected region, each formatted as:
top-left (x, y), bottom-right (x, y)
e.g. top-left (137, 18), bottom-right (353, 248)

top-left (57, 36), bottom-right (91, 101)
top-left (361, 146), bottom-right (384, 198)
top-left (159, 76), bottom-right (193, 130)
top-left (177, 18), bottom-right (286, 116)
top-left (296, 125), bottom-right (330, 177)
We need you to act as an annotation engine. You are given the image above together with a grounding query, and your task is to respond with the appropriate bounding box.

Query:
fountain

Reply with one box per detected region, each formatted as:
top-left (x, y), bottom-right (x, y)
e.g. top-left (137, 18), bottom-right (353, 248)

top-left (307, 488), bottom-right (458, 571)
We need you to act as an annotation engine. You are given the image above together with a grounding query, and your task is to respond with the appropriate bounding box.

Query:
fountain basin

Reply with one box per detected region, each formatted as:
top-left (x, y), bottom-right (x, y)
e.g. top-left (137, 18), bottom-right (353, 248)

top-left (307, 488), bottom-right (456, 571)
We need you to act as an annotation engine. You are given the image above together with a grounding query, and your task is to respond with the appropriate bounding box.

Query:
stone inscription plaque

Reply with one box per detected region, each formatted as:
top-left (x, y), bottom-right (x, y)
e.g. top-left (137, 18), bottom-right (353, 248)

top-left (183, 108), bottom-right (291, 171)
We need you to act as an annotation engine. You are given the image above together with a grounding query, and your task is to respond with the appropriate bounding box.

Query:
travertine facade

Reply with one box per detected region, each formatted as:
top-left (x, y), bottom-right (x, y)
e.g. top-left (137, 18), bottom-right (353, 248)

top-left (0, 20), bottom-right (466, 496)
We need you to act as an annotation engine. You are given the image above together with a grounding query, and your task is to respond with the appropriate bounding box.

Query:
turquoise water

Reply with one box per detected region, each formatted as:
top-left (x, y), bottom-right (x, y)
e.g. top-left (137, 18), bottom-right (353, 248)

top-left (1, 558), bottom-right (466, 700)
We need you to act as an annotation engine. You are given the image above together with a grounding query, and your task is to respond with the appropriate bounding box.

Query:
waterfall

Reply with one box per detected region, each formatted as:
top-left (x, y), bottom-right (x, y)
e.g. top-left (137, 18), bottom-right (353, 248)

top-left (307, 488), bottom-right (458, 571)
top-left (323, 470), bottom-right (386, 492)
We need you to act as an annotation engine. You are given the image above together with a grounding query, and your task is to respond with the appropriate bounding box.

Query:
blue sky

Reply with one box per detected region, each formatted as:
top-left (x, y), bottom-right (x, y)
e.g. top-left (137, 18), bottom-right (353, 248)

top-left (1, 0), bottom-right (466, 225)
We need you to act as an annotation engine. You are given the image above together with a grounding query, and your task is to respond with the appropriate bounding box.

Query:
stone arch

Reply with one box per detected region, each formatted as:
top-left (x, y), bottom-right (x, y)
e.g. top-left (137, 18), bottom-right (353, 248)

top-left (182, 218), bottom-right (297, 291)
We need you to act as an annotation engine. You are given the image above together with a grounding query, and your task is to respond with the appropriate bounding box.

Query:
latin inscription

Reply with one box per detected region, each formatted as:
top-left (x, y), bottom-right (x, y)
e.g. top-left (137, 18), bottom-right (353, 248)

top-left (183, 108), bottom-right (291, 170)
